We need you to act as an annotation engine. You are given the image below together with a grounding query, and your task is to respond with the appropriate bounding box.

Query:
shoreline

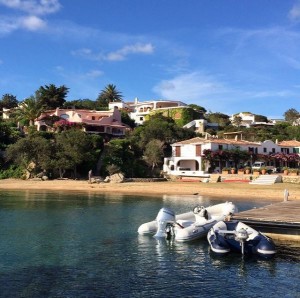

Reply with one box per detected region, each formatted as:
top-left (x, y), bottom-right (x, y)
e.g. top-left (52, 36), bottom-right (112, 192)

top-left (0, 179), bottom-right (299, 201)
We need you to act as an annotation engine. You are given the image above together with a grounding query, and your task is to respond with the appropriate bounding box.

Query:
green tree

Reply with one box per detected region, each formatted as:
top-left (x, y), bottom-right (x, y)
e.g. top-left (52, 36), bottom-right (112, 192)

top-left (102, 139), bottom-right (139, 177)
top-left (0, 119), bottom-right (21, 150)
top-left (63, 98), bottom-right (97, 110)
top-left (0, 94), bottom-right (18, 110)
top-left (36, 84), bottom-right (69, 109)
top-left (131, 114), bottom-right (194, 149)
top-left (6, 135), bottom-right (52, 177)
top-left (232, 115), bottom-right (242, 127)
top-left (228, 148), bottom-right (250, 169)
top-left (206, 112), bottom-right (231, 128)
top-left (284, 108), bottom-right (299, 123)
top-left (53, 129), bottom-right (97, 178)
top-left (96, 84), bottom-right (123, 108)
top-left (15, 96), bottom-right (44, 126)
top-left (254, 114), bottom-right (268, 122)
top-left (286, 125), bottom-right (300, 140)
top-left (143, 139), bottom-right (164, 172)
top-left (188, 104), bottom-right (207, 113)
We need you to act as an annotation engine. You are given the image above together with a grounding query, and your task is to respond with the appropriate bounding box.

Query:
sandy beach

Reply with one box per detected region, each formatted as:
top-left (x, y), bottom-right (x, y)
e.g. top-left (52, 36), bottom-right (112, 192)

top-left (0, 178), bottom-right (299, 201)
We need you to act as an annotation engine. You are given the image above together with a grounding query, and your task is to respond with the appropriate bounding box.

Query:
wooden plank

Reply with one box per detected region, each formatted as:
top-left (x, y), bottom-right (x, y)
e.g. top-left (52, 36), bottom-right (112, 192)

top-left (232, 201), bottom-right (300, 224)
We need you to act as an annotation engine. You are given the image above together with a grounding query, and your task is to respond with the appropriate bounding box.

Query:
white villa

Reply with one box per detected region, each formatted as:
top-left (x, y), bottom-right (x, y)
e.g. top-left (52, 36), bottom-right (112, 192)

top-left (109, 98), bottom-right (188, 125)
top-left (163, 137), bottom-right (300, 177)
top-left (230, 112), bottom-right (276, 128)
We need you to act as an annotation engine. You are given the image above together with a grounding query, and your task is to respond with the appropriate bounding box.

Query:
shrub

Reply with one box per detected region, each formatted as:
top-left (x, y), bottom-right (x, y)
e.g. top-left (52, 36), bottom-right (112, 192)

top-left (0, 165), bottom-right (25, 179)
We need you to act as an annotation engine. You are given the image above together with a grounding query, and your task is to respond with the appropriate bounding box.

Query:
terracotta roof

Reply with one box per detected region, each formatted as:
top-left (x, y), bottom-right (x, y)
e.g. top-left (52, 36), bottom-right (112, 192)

top-left (174, 137), bottom-right (204, 145)
top-left (174, 137), bottom-right (259, 146)
top-left (278, 140), bottom-right (300, 147)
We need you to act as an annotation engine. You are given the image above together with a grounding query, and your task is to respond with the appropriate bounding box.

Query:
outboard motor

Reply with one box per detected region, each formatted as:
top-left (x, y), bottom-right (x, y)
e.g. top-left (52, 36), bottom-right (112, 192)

top-left (235, 228), bottom-right (249, 255)
top-left (154, 207), bottom-right (176, 238)
top-left (165, 223), bottom-right (175, 240)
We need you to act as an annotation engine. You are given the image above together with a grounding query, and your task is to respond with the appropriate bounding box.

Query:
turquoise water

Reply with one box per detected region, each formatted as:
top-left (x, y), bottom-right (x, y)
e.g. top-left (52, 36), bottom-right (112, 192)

top-left (0, 191), bottom-right (299, 297)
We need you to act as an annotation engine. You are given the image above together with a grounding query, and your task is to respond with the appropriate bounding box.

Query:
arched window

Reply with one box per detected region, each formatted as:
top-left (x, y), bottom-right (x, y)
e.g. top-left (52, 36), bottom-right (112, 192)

top-left (60, 114), bottom-right (69, 120)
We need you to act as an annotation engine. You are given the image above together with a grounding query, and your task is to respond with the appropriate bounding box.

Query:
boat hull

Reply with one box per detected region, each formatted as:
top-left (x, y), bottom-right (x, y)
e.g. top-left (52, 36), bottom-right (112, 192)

top-left (138, 202), bottom-right (237, 242)
top-left (207, 220), bottom-right (276, 257)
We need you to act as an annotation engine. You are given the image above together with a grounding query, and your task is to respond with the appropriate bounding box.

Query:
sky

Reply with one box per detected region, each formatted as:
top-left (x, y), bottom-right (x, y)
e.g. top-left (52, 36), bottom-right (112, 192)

top-left (0, 0), bottom-right (300, 119)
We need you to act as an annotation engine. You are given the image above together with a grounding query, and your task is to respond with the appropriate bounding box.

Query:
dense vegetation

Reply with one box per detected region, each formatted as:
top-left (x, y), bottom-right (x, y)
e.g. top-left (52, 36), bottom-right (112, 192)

top-left (0, 84), bottom-right (299, 179)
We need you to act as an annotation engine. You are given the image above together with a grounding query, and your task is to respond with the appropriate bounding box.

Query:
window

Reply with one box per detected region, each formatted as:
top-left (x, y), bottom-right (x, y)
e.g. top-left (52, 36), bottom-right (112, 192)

top-left (263, 148), bottom-right (267, 153)
top-left (92, 116), bottom-right (95, 120)
top-left (196, 145), bottom-right (201, 156)
top-left (218, 145), bottom-right (223, 150)
top-left (60, 114), bottom-right (69, 120)
top-left (140, 117), bottom-right (143, 121)
top-left (175, 146), bottom-right (181, 157)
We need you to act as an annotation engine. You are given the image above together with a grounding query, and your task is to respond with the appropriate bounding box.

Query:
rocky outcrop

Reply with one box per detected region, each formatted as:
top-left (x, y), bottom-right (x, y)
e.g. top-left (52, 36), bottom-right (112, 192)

top-left (105, 173), bottom-right (125, 183)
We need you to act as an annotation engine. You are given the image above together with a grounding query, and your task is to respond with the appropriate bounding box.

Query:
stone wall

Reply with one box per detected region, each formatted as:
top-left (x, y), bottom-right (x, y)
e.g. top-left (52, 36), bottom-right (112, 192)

top-left (282, 176), bottom-right (300, 184)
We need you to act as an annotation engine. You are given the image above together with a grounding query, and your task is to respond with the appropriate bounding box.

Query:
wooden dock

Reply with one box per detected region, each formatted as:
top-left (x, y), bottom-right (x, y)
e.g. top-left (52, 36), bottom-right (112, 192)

top-left (231, 200), bottom-right (300, 241)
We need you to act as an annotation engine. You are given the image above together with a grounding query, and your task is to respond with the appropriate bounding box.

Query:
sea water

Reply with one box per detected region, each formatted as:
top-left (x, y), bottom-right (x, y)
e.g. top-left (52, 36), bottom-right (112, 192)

top-left (0, 190), bottom-right (299, 298)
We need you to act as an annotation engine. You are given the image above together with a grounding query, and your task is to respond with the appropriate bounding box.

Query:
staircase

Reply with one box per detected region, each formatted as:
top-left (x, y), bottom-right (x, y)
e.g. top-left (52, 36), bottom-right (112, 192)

top-left (249, 175), bottom-right (282, 185)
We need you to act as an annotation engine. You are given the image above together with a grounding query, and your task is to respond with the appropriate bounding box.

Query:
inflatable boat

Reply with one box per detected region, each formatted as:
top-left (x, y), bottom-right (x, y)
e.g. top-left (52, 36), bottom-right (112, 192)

top-left (207, 220), bottom-right (276, 257)
top-left (138, 201), bottom-right (237, 242)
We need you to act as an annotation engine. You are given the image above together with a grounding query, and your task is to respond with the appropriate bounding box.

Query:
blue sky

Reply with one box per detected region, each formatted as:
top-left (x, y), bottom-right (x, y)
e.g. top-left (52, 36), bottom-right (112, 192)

top-left (0, 0), bottom-right (300, 118)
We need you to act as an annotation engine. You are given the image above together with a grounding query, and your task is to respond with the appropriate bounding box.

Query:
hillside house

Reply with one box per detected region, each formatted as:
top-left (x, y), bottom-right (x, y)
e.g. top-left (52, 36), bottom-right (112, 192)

top-left (128, 98), bottom-right (188, 125)
top-left (163, 137), bottom-right (300, 177)
top-left (230, 112), bottom-right (275, 128)
top-left (36, 107), bottom-right (128, 137)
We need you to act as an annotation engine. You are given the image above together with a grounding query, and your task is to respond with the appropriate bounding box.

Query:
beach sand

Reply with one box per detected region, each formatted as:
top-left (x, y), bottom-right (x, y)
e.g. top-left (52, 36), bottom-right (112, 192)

top-left (0, 178), bottom-right (299, 201)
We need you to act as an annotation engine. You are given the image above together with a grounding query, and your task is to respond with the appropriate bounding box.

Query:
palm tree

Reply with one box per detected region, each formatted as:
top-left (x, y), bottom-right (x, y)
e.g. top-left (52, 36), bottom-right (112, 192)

top-left (36, 84), bottom-right (69, 109)
top-left (16, 96), bottom-right (44, 126)
top-left (96, 84), bottom-right (123, 108)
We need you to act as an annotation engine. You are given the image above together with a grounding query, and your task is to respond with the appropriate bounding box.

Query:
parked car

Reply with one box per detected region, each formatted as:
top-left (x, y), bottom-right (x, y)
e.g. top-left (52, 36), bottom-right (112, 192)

top-left (252, 161), bottom-right (275, 174)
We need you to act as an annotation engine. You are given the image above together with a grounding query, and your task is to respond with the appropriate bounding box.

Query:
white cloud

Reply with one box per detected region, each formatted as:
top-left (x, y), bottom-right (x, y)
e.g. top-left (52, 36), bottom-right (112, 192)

top-left (0, 0), bottom-right (61, 35)
top-left (21, 15), bottom-right (46, 30)
top-left (85, 70), bottom-right (103, 78)
top-left (0, 15), bottom-right (45, 34)
top-left (106, 43), bottom-right (154, 61)
top-left (72, 43), bottom-right (154, 62)
top-left (55, 66), bottom-right (103, 80)
top-left (0, 0), bottom-right (61, 15)
top-left (71, 48), bottom-right (104, 61)
top-left (251, 90), bottom-right (295, 98)
top-left (289, 1), bottom-right (300, 21)
top-left (153, 72), bottom-right (226, 101)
